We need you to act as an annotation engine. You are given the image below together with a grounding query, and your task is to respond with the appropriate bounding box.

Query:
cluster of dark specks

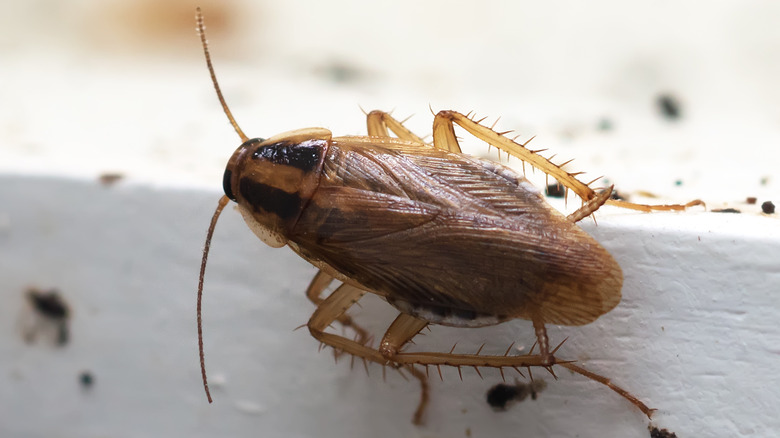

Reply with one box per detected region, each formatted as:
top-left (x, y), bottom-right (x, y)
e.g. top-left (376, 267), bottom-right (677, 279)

top-left (25, 288), bottom-right (70, 346)
top-left (649, 426), bottom-right (678, 438)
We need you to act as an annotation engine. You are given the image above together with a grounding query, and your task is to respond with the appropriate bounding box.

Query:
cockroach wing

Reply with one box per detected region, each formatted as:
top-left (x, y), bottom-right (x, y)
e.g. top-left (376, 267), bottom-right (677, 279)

top-left (290, 141), bottom-right (622, 327)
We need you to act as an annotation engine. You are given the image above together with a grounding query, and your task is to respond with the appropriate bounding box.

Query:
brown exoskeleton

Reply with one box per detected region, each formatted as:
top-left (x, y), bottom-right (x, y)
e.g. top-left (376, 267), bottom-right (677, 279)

top-left (194, 8), bottom-right (702, 425)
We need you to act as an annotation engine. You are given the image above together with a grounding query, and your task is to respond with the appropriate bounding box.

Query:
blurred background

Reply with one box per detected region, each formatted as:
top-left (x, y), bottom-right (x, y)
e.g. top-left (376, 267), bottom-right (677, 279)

top-left (2, 0), bottom-right (778, 198)
top-left (1, 1), bottom-right (779, 437)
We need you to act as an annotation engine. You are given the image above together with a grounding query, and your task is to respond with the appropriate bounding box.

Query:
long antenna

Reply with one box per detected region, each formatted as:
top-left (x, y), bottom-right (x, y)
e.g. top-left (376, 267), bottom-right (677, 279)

top-left (196, 7), bottom-right (249, 143)
top-left (197, 195), bottom-right (230, 403)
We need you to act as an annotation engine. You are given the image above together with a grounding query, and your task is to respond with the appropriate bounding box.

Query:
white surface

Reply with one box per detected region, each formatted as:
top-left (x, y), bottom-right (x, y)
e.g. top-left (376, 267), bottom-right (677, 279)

top-left (1, 176), bottom-right (779, 438)
top-left (1, 1), bottom-right (780, 437)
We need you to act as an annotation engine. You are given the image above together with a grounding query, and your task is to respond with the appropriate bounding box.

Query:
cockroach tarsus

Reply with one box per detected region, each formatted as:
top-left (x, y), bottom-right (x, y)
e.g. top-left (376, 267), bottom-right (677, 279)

top-left (194, 8), bottom-right (700, 425)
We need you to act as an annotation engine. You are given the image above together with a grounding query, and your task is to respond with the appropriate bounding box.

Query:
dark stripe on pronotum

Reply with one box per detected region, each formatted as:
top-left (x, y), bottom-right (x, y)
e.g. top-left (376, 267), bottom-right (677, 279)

top-left (253, 139), bottom-right (325, 173)
top-left (239, 178), bottom-right (302, 221)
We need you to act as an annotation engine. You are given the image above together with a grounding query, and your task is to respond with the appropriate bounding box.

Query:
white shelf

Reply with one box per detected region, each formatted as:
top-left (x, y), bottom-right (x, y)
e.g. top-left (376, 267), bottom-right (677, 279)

top-left (1, 1), bottom-right (779, 437)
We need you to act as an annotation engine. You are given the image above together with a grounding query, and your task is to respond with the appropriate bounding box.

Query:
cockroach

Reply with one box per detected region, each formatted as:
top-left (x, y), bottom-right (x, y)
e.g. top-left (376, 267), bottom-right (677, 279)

top-left (194, 8), bottom-right (702, 424)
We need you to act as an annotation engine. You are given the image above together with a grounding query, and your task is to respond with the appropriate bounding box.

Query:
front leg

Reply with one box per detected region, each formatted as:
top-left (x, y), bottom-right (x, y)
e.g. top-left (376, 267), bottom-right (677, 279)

top-left (306, 284), bottom-right (430, 424)
top-left (305, 270), bottom-right (370, 346)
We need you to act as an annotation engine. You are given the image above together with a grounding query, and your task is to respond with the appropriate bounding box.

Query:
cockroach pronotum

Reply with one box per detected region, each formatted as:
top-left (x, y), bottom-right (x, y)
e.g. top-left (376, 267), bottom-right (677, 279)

top-left (194, 8), bottom-right (702, 425)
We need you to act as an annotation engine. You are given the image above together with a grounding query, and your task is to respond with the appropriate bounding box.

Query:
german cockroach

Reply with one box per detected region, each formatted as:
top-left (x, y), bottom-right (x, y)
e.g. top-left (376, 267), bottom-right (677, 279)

top-left (194, 8), bottom-right (702, 425)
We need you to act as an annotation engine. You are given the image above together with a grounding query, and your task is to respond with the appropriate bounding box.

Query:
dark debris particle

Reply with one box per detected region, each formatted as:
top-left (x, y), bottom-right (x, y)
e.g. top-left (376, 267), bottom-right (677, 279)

top-left (27, 289), bottom-right (69, 320)
top-left (711, 208), bottom-right (741, 214)
top-left (25, 288), bottom-right (71, 346)
top-left (746, 197), bottom-right (757, 205)
top-left (597, 118), bottom-right (613, 131)
top-left (545, 182), bottom-right (566, 198)
top-left (318, 60), bottom-right (367, 84)
top-left (762, 201), bottom-right (775, 214)
top-left (657, 94), bottom-right (682, 120)
top-left (649, 426), bottom-right (678, 438)
top-left (98, 173), bottom-right (124, 186)
top-left (79, 371), bottom-right (94, 388)
top-left (610, 189), bottom-right (626, 201)
top-left (486, 380), bottom-right (546, 412)
top-left (486, 384), bottom-right (519, 410)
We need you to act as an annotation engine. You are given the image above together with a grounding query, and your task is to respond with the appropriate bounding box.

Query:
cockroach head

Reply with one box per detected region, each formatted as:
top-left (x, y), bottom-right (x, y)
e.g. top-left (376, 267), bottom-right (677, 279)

top-left (222, 128), bottom-right (331, 247)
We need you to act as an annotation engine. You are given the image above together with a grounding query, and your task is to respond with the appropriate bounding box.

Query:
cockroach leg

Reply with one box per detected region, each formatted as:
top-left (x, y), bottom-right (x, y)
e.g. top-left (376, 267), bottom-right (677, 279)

top-left (404, 364), bottom-right (430, 425)
top-left (307, 284), bottom-right (430, 423)
top-left (431, 110), bottom-right (703, 211)
top-left (378, 313), bottom-right (428, 359)
top-left (305, 270), bottom-right (335, 305)
top-left (307, 288), bottom-right (649, 420)
top-left (307, 284), bottom-right (375, 358)
top-left (558, 362), bottom-right (655, 418)
top-left (567, 185), bottom-right (614, 223)
top-left (606, 198), bottom-right (705, 212)
top-left (366, 110), bottom-right (427, 143)
top-left (532, 317), bottom-right (552, 365)
top-left (305, 272), bottom-right (371, 347)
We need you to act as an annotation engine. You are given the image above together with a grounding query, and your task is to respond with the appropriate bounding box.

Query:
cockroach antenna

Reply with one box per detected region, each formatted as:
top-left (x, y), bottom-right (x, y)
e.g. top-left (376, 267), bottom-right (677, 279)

top-left (197, 195), bottom-right (229, 403)
top-left (196, 7), bottom-right (249, 143)
top-left (195, 8), bottom-right (249, 403)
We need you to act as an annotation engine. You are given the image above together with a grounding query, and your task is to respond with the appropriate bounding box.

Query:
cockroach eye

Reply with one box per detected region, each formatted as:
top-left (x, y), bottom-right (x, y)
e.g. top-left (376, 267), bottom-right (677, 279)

top-left (222, 168), bottom-right (235, 201)
top-left (223, 138), bottom-right (265, 202)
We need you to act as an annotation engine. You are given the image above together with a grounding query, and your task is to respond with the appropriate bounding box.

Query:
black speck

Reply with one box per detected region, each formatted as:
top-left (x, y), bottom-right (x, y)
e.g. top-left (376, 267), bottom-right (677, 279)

top-left (25, 288), bottom-right (71, 346)
top-left (27, 289), bottom-right (68, 320)
top-left (486, 384), bottom-right (519, 410)
top-left (762, 201), bottom-right (775, 214)
top-left (545, 182), bottom-right (565, 198)
top-left (98, 173), bottom-right (124, 186)
top-left (322, 61), bottom-right (364, 84)
top-left (79, 371), bottom-right (94, 388)
top-left (657, 94), bottom-right (681, 120)
top-left (486, 380), bottom-right (546, 411)
top-left (610, 189), bottom-right (626, 201)
top-left (649, 426), bottom-right (678, 438)
top-left (712, 208), bottom-right (741, 214)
